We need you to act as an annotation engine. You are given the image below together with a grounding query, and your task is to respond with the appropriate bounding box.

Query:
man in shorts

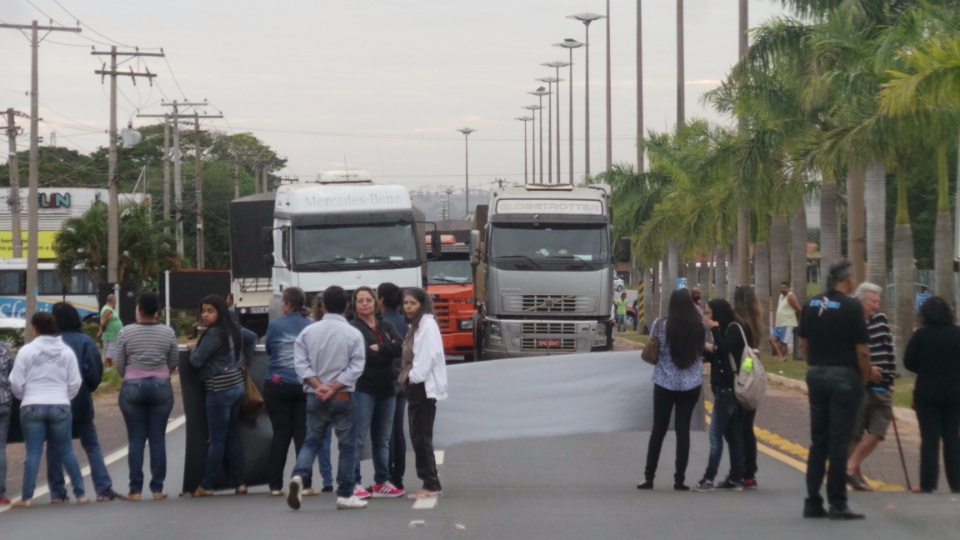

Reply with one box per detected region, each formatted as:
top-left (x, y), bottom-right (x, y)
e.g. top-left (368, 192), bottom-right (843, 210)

top-left (770, 282), bottom-right (801, 362)
top-left (846, 282), bottom-right (895, 491)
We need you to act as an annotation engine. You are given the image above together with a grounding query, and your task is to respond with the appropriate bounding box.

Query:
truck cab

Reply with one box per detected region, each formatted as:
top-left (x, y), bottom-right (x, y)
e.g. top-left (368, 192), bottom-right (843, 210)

top-left (426, 233), bottom-right (476, 360)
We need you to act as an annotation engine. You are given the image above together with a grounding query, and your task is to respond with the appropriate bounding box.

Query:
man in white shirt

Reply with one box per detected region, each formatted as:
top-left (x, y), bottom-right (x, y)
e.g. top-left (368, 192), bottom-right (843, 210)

top-left (770, 282), bottom-right (802, 362)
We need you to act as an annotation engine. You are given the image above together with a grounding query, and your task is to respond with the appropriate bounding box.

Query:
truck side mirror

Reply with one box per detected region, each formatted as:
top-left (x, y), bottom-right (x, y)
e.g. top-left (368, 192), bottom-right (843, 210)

top-left (470, 230), bottom-right (480, 267)
top-left (430, 231), bottom-right (441, 259)
top-left (262, 226), bottom-right (274, 255)
top-left (618, 236), bottom-right (631, 263)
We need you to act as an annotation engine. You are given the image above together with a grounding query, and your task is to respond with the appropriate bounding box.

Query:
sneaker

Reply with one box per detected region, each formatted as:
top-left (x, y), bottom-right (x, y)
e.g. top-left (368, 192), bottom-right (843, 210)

top-left (742, 477), bottom-right (757, 490)
top-left (716, 478), bottom-right (744, 491)
top-left (336, 495), bottom-right (368, 509)
top-left (693, 478), bottom-right (715, 492)
top-left (287, 476), bottom-right (303, 510)
top-left (372, 481), bottom-right (405, 498)
top-left (269, 490), bottom-right (283, 497)
top-left (0, 497), bottom-right (11, 505)
top-left (301, 488), bottom-right (321, 497)
top-left (353, 484), bottom-right (372, 500)
top-left (321, 485), bottom-right (334, 493)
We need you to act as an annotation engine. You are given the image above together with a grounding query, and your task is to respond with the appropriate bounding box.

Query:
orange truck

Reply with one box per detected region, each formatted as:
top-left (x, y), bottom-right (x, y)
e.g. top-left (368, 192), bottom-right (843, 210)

top-left (426, 233), bottom-right (476, 361)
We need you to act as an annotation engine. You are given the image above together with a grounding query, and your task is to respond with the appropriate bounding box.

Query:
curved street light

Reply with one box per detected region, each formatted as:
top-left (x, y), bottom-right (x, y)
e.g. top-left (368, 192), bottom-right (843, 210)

top-left (542, 61), bottom-right (570, 184)
top-left (528, 86), bottom-right (550, 183)
top-left (457, 127), bottom-right (476, 218)
top-left (536, 76), bottom-right (562, 184)
top-left (567, 12), bottom-right (605, 178)
top-left (554, 38), bottom-right (583, 184)
top-left (522, 104), bottom-right (543, 183)
top-left (514, 116), bottom-right (534, 184)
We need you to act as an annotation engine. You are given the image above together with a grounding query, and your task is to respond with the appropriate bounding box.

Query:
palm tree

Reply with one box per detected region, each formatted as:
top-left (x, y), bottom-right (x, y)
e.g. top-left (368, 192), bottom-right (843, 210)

top-left (55, 201), bottom-right (109, 288)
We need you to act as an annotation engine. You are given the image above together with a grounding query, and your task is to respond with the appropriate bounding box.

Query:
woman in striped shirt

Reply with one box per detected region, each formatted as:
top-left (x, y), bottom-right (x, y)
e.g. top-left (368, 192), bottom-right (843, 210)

top-left (114, 292), bottom-right (179, 501)
top-left (188, 294), bottom-right (255, 497)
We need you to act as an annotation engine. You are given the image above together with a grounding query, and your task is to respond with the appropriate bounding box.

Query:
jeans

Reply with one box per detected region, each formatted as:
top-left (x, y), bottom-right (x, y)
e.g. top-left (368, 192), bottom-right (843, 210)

top-left (354, 391), bottom-right (396, 486)
top-left (389, 392), bottom-right (407, 488)
top-left (616, 314), bottom-right (626, 332)
top-left (201, 384), bottom-right (246, 490)
top-left (48, 416), bottom-right (114, 498)
top-left (643, 384), bottom-right (702, 485)
top-left (704, 386), bottom-right (743, 482)
top-left (805, 366), bottom-right (863, 510)
top-left (292, 392), bottom-right (357, 498)
top-left (914, 397), bottom-right (960, 492)
top-left (0, 404), bottom-right (9, 498)
top-left (118, 378), bottom-right (174, 494)
top-left (407, 383), bottom-right (441, 492)
top-left (20, 404), bottom-right (85, 500)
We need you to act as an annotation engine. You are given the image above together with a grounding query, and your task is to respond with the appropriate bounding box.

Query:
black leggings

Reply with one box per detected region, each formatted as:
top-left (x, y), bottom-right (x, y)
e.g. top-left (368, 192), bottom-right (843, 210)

top-left (644, 384), bottom-right (702, 485)
top-left (915, 397), bottom-right (960, 492)
top-left (263, 381), bottom-right (307, 491)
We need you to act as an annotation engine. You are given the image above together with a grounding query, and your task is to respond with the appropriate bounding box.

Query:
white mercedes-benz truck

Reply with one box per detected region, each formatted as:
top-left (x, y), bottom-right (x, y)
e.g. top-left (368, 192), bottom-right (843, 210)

top-left (470, 183), bottom-right (628, 360)
top-left (265, 171), bottom-right (435, 318)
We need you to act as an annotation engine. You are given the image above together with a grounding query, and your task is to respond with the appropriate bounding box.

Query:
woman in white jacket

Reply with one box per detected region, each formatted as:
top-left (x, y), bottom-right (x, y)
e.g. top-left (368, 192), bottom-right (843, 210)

top-left (9, 312), bottom-right (86, 507)
top-left (398, 287), bottom-right (447, 500)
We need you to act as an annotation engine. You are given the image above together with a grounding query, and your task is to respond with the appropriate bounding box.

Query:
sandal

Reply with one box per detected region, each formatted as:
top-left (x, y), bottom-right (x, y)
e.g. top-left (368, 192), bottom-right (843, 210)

top-left (49, 496), bottom-right (68, 504)
top-left (97, 490), bottom-right (122, 502)
top-left (235, 485), bottom-right (248, 495)
top-left (152, 492), bottom-right (168, 500)
top-left (12, 499), bottom-right (32, 508)
top-left (406, 489), bottom-right (442, 500)
top-left (121, 493), bottom-right (141, 502)
top-left (192, 487), bottom-right (215, 497)
top-left (76, 497), bottom-right (91, 505)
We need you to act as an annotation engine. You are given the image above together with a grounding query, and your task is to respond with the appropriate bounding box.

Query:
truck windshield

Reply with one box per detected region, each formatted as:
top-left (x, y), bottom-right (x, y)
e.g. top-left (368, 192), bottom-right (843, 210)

top-left (427, 257), bottom-right (472, 285)
top-left (293, 223), bottom-right (418, 269)
top-left (489, 223), bottom-right (609, 270)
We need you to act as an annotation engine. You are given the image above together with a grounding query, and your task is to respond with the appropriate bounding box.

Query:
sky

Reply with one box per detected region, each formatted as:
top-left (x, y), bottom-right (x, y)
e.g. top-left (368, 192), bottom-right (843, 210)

top-left (1, 0), bottom-right (791, 195)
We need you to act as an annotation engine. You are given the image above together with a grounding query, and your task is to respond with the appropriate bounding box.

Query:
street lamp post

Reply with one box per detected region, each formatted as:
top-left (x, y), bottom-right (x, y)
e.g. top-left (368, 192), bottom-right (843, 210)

top-left (457, 127), bottom-right (476, 218)
top-left (514, 116), bottom-right (534, 184)
top-left (522, 105), bottom-right (542, 183)
top-left (542, 61), bottom-right (570, 184)
top-left (536, 76), bottom-right (562, 184)
top-left (554, 39), bottom-right (583, 184)
top-left (568, 12), bottom-right (605, 178)
top-left (528, 87), bottom-right (549, 183)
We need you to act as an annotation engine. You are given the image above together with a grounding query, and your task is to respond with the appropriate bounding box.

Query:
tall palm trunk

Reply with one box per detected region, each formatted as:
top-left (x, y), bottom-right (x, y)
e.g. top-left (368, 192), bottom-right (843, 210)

top-left (729, 237), bottom-right (739, 287)
top-left (716, 244), bottom-right (728, 299)
top-left (847, 166), bottom-right (866, 283)
top-left (935, 145), bottom-right (954, 300)
top-left (706, 249), bottom-right (715, 299)
top-left (791, 197), bottom-right (809, 303)
top-left (819, 175), bottom-right (840, 285)
top-left (642, 267), bottom-right (654, 330)
top-left (665, 241), bottom-right (680, 304)
top-left (769, 214), bottom-right (790, 289)
top-left (865, 161), bottom-right (887, 289)
top-left (737, 208), bottom-right (750, 286)
top-left (892, 165), bottom-right (914, 372)
top-left (652, 262), bottom-right (662, 320)
top-left (755, 239), bottom-right (771, 341)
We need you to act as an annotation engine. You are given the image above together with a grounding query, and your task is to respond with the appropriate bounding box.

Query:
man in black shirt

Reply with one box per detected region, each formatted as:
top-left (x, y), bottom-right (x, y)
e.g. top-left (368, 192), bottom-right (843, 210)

top-left (798, 259), bottom-right (874, 520)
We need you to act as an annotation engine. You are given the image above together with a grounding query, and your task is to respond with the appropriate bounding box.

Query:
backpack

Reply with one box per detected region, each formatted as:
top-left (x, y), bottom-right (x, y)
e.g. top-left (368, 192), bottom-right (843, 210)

top-left (727, 323), bottom-right (766, 410)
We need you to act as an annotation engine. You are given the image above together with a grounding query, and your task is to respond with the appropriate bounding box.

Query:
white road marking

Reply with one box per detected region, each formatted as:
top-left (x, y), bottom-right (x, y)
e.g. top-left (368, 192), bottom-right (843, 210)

top-left (412, 497), bottom-right (438, 510)
top-left (0, 414), bottom-right (187, 514)
top-left (435, 450), bottom-right (444, 465)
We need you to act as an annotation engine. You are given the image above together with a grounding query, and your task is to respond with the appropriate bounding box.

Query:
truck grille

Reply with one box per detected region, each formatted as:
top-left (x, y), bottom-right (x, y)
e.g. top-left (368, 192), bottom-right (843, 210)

top-left (503, 295), bottom-right (594, 313)
top-left (521, 322), bottom-right (578, 335)
top-left (520, 338), bottom-right (577, 351)
top-left (432, 296), bottom-right (454, 332)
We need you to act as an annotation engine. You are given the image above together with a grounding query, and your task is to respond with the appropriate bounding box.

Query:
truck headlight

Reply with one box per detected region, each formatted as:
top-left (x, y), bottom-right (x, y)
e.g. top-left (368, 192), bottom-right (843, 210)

top-left (593, 323), bottom-right (607, 346)
top-left (459, 319), bottom-right (474, 330)
top-left (489, 322), bottom-right (502, 342)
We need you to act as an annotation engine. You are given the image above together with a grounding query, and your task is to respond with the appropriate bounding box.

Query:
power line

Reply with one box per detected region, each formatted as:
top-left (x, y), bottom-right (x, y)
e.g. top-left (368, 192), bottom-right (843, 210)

top-left (54, 0), bottom-right (161, 50)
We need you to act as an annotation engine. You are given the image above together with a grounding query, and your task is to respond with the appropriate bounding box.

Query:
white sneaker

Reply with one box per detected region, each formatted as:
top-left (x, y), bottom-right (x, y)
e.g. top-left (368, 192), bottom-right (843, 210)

top-left (301, 488), bottom-right (321, 496)
top-left (353, 484), bottom-right (372, 500)
top-left (336, 495), bottom-right (368, 509)
top-left (287, 476), bottom-right (302, 510)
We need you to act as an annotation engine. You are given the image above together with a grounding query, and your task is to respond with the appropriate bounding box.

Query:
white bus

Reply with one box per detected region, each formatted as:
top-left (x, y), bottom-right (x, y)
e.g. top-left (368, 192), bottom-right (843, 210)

top-left (0, 259), bottom-right (99, 326)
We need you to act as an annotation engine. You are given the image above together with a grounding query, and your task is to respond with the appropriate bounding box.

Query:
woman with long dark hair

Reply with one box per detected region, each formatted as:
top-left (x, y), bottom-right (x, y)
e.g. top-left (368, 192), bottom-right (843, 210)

top-left (693, 299), bottom-right (746, 491)
top-left (733, 285), bottom-right (762, 489)
top-left (638, 288), bottom-right (705, 491)
top-left (187, 294), bottom-right (256, 496)
top-left (398, 287), bottom-right (447, 499)
top-left (904, 295), bottom-right (960, 493)
top-left (378, 282), bottom-right (409, 491)
top-left (350, 286), bottom-right (404, 498)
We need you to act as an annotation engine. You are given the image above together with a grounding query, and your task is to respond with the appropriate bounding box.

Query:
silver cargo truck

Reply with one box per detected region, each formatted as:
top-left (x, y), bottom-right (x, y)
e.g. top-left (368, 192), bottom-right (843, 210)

top-left (470, 183), bottom-right (627, 360)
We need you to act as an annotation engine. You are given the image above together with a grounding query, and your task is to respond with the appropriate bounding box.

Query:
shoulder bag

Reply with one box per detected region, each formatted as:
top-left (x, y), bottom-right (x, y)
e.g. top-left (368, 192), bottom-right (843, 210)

top-left (641, 318), bottom-right (663, 365)
top-left (727, 323), bottom-right (766, 410)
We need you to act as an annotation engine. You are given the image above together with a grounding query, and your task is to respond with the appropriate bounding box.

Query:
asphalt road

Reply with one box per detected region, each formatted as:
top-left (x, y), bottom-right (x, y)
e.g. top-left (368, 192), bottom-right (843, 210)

top-left (1, 352), bottom-right (957, 538)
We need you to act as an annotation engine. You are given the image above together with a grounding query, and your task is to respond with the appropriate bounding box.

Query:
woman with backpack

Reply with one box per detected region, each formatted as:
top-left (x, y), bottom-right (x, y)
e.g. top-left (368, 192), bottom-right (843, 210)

top-left (732, 285), bottom-right (762, 489)
top-left (637, 288), bottom-right (706, 491)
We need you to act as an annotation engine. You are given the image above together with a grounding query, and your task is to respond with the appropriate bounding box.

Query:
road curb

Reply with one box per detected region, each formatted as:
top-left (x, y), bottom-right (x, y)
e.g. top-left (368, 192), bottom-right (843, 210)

top-left (766, 372), bottom-right (917, 426)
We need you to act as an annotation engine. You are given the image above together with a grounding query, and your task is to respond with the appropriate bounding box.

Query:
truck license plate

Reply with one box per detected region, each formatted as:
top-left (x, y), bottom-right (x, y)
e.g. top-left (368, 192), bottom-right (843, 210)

top-left (538, 338), bottom-right (561, 348)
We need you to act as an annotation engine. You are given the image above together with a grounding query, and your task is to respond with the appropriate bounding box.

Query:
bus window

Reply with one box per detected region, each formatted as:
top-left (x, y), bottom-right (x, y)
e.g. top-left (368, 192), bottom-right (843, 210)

top-left (68, 271), bottom-right (94, 294)
top-left (39, 270), bottom-right (65, 295)
top-left (0, 271), bottom-right (23, 295)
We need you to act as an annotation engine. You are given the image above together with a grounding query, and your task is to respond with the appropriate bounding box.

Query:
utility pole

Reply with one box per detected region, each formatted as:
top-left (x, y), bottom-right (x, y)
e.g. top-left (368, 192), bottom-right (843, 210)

top-left (163, 114), bottom-right (170, 235)
top-left (140, 102), bottom-right (220, 262)
top-left (234, 161), bottom-right (240, 200)
top-left (92, 46), bottom-right (162, 308)
top-left (1, 21), bottom-right (81, 341)
top-left (5, 109), bottom-right (27, 258)
top-left (193, 112), bottom-right (205, 267)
